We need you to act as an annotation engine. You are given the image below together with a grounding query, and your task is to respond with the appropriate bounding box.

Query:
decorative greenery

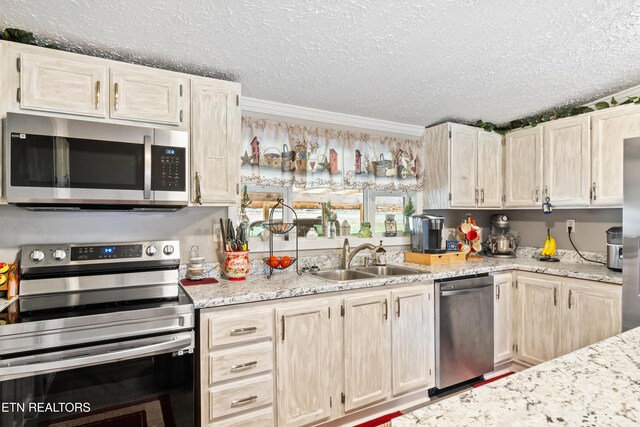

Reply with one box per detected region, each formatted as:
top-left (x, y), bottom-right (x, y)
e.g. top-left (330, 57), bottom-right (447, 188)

top-left (322, 201), bottom-right (336, 221)
top-left (0, 27), bottom-right (57, 49)
top-left (403, 194), bottom-right (415, 218)
top-left (473, 96), bottom-right (640, 134)
top-left (240, 185), bottom-right (251, 210)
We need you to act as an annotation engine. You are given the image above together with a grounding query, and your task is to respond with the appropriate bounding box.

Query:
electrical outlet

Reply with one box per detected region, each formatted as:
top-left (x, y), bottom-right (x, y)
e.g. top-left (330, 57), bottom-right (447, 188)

top-left (567, 220), bottom-right (576, 233)
top-left (213, 224), bottom-right (223, 242)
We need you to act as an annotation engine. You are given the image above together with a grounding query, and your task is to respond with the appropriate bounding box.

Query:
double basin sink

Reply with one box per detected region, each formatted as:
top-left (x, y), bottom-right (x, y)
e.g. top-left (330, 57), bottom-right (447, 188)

top-left (309, 265), bottom-right (422, 282)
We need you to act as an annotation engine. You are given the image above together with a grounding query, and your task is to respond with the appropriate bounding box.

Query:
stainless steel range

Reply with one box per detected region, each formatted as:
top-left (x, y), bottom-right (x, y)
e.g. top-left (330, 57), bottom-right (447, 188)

top-left (0, 240), bottom-right (195, 427)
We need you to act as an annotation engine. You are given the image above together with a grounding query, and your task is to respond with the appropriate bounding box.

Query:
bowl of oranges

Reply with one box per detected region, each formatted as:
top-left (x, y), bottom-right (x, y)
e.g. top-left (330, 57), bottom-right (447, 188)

top-left (263, 255), bottom-right (296, 271)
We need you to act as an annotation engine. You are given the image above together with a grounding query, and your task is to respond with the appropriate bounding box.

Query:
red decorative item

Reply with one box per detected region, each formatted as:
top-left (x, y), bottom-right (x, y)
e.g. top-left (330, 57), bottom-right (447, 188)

top-left (465, 229), bottom-right (478, 241)
top-left (329, 148), bottom-right (339, 174)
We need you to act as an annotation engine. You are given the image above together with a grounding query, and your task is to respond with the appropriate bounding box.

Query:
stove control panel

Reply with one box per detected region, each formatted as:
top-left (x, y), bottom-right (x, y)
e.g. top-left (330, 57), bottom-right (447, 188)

top-left (20, 240), bottom-right (181, 273)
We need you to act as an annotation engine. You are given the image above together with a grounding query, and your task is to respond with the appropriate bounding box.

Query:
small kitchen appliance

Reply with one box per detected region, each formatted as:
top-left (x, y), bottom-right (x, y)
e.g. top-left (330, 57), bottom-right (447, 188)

top-left (410, 213), bottom-right (446, 254)
top-left (606, 226), bottom-right (623, 272)
top-left (0, 240), bottom-right (194, 426)
top-left (486, 214), bottom-right (519, 258)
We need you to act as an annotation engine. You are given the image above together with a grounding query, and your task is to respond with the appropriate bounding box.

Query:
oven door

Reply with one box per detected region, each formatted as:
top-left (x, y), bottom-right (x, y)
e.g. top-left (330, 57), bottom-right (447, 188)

top-left (0, 332), bottom-right (194, 427)
top-left (4, 113), bottom-right (188, 208)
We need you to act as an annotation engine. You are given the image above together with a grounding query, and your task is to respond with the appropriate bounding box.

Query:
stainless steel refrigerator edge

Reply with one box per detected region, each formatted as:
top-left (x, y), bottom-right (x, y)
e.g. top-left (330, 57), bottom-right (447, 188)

top-left (623, 137), bottom-right (640, 331)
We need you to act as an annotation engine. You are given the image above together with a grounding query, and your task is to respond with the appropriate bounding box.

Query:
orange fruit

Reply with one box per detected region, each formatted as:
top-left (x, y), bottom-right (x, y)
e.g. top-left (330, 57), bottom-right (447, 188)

top-left (267, 255), bottom-right (280, 268)
top-left (280, 256), bottom-right (292, 268)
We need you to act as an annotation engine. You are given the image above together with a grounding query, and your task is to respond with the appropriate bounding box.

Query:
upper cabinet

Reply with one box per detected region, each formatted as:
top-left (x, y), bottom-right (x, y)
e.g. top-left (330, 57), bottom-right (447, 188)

top-left (591, 104), bottom-right (640, 206)
top-left (18, 52), bottom-right (107, 118)
top-left (190, 78), bottom-right (241, 206)
top-left (504, 127), bottom-right (543, 208)
top-left (424, 123), bottom-right (503, 209)
top-left (110, 66), bottom-right (187, 126)
top-left (542, 116), bottom-right (590, 206)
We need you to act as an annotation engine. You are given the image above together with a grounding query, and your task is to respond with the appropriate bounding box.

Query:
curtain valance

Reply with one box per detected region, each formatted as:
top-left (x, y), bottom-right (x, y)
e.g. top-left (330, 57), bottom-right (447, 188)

top-left (240, 117), bottom-right (424, 191)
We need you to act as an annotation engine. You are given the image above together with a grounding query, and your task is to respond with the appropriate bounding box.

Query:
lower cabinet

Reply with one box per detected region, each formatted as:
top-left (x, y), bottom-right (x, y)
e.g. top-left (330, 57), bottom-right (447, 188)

top-left (343, 291), bottom-right (392, 412)
top-left (512, 272), bottom-right (621, 366)
top-left (275, 302), bottom-right (332, 427)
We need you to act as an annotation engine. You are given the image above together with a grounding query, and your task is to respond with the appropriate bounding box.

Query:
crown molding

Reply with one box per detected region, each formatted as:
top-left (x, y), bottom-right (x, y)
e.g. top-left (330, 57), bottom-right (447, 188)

top-left (240, 97), bottom-right (425, 139)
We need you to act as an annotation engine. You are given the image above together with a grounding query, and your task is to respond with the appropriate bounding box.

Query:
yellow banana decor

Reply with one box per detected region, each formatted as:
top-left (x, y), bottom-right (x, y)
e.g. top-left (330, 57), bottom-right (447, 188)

top-left (541, 228), bottom-right (557, 257)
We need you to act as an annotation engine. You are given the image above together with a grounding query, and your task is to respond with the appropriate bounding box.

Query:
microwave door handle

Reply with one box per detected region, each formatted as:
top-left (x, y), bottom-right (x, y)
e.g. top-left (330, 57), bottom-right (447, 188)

top-left (144, 135), bottom-right (152, 200)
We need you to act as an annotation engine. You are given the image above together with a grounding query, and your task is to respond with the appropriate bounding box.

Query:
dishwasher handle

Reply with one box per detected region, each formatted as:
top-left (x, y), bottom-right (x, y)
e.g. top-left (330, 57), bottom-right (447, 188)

top-left (440, 283), bottom-right (493, 297)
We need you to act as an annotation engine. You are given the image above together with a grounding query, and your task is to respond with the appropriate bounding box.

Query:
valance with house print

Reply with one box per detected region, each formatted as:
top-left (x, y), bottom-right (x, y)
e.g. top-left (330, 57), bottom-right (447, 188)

top-left (240, 117), bottom-right (424, 191)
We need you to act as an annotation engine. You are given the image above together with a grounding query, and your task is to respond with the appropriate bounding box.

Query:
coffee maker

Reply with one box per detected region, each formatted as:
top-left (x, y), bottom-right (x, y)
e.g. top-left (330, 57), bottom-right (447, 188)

top-left (410, 213), bottom-right (446, 254)
top-left (486, 214), bottom-right (519, 258)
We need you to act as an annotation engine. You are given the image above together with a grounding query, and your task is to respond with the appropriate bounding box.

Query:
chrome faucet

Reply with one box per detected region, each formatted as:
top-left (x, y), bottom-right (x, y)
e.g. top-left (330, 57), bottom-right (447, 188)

top-left (342, 238), bottom-right (376, 269)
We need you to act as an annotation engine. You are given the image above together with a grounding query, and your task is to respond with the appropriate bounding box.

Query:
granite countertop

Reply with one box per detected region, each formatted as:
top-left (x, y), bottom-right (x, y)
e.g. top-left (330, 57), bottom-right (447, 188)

top-left (186, 256), bottom-right (621, 310)
top-left (394, 326), bottom-right (640, 426)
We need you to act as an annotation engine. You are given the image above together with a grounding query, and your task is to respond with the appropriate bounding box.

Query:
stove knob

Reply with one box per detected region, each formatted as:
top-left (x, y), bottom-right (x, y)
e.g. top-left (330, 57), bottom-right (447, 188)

top-left (30, 250), bottom-right (45, 262)
top-left (163, 245), bottom-right (174, 256)
top-left (53, 249), bottom-right (66, 261)
top-left (146, 245), bottom-right (157, 256)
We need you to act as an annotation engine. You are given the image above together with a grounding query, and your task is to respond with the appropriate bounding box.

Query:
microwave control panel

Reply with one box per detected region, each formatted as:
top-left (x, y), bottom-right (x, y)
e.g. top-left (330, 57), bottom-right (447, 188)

top-left (152, 146), bottom-right (186, 192)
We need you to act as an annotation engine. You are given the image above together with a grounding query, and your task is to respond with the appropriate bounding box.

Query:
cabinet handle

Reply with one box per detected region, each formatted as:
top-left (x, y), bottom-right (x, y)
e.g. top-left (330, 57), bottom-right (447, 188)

top-left (281, 315), bottom-right (285, 341)
top-left (395, 297), bottom-right (400, 317)
top-left (95, 81), bottom-right (101, 109)
top-left (194, 171), bottom-right (203, 205)
top-left (236, 183), bottom-right (240, 195)
top-left (535, 187), bottom-right (540, 203)
top-left (553, 287), bottom-right (557, 306)
top-left (383, 299), bottom-right (388, 321)
top-left (179, 109), bottom-right (183, 123)
top-left (481, 188), bottom-right (485, 204)
top-left (475, 188), bottom-right (479, 204)
top-left (592, 182), bottom-right (597, 201)
top-left (544, 185), bottom-right (549, 198)
top-left (114, 82), bottom-right (119, 111)
top-left (496, 284), bottom-right (500, 300)
top-left (230, 326), bottom-right (257, 336)
top-left (231, 395), bottom-right (258, 407)
top-left (230, 361), bottom-right (258, 371)
top-left (568, 290), bottom-right (573, 309)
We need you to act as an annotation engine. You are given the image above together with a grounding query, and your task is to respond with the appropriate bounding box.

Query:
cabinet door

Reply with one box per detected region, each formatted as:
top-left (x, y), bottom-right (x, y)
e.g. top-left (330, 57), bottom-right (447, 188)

top-left (493, 274), bottom-right (512, 365)
top-left (343, 292), bottom-right (391, 412)
top-left (504, 127), bottom-right (543, 207)
top-left (477, 131), bottom-right (503, 208)
top-left (563, 280), bottom-right (621, 354)
top-left (449, 124), bottom-right (478, 207)
top-left (390, 288), bottom-right (430, 396)
top-left (543, 117), bottom-right (590, 206)
top-left (110, 66), bottom-right (186, 125)
top-left (191, 78), bottom-right (241, 205)
top-left (19, 52), bottom-right (107, 117)
top-left (591, 105), bottom-right (640, 206)
top-left (275, 302), bottom-right (331, 427)
top-left (515, 275), bottom-right (561, 365)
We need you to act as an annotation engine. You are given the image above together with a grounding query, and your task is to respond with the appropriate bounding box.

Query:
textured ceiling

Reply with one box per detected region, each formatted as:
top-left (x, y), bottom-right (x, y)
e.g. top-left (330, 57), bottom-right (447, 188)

top-left (1, 0), bottom-right (640, 126)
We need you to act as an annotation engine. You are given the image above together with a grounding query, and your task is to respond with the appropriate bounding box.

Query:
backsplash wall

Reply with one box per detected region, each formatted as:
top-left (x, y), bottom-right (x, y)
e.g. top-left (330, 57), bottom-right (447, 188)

top-left (428, 209), bottom-right (621, 253)
top-left (0, 205), bottom-right (227, 263)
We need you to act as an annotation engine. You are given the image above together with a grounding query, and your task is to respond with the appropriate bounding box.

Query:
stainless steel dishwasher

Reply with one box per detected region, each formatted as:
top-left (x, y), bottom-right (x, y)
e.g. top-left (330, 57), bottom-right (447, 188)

top-left (435, 274), bottom-right (494, 390)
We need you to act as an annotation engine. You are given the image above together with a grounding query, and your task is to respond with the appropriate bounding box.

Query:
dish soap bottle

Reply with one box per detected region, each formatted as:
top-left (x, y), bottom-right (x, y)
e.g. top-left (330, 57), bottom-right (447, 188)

top-left (374, 241), bottom-right (387, 266)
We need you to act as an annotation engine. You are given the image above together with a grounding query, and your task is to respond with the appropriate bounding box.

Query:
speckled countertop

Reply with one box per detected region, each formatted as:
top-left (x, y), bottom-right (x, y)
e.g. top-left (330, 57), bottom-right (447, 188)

top-left (394, 326), bottom-right (640, 426)
top-left (186, 256), bottom-right (621, 310)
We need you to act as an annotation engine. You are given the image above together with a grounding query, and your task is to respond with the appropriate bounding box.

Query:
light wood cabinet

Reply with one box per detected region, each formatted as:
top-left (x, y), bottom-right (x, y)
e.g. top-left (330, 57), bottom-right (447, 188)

top-left (109, 66), bottom-right (187, 125)
top-left (591, 105), bottom-right (640, 206)
top-left (343, 291), bottom-right (392, 412)
top-left (493, 273), bottom-right (512, 365)
top-left (514, 274), bottom-right (561, 365)
top-left (390, 288), bottom-right (433, 396)
top-left (424, 122), bottom-right (502, 209)
top-left (563, 279), bottom-right (621, 354)
top-left (504, 127), bottom-right (543, 207)
top-left (542, 116), bottom-right (590, 206)
top-left (477, 130), bottom-right (503, 208)
top-left (275, 302), bottom-right (332, 427)
top-left (449, 124), bottom-right (478, 207)
top-left (190, 78), bottom-right (241, 205)
top-left (18, 52), bottom-right (107, 117)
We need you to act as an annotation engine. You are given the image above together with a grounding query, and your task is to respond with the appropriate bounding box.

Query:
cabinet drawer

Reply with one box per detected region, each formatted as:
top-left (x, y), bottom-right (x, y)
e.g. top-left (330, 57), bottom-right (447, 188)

top-left (209, 310), bottom-right (273, 348)
top-left (448, 252), bottom-right (466, 263)
top-left (209, 374), bottom-right (273, 420)
top-left (209, 341), bottom-right (273, 384)
top-left (209, 407), bottom-right (273, 426)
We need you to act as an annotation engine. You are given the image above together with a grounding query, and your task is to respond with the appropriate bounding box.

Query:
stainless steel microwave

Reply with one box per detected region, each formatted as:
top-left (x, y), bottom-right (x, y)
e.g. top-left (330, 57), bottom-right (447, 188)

top-left (4, 113), bottom-right (189, 209)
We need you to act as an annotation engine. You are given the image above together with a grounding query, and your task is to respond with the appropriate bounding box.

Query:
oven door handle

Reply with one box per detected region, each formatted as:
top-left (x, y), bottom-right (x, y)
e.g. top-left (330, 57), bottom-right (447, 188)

top-left (0, 333), bottom-right (192, 381)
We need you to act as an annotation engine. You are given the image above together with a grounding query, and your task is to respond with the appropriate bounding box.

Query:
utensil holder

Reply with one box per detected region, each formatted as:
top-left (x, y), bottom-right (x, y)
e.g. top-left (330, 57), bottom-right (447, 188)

top-left (224, 250), bottom-right (251, 280)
